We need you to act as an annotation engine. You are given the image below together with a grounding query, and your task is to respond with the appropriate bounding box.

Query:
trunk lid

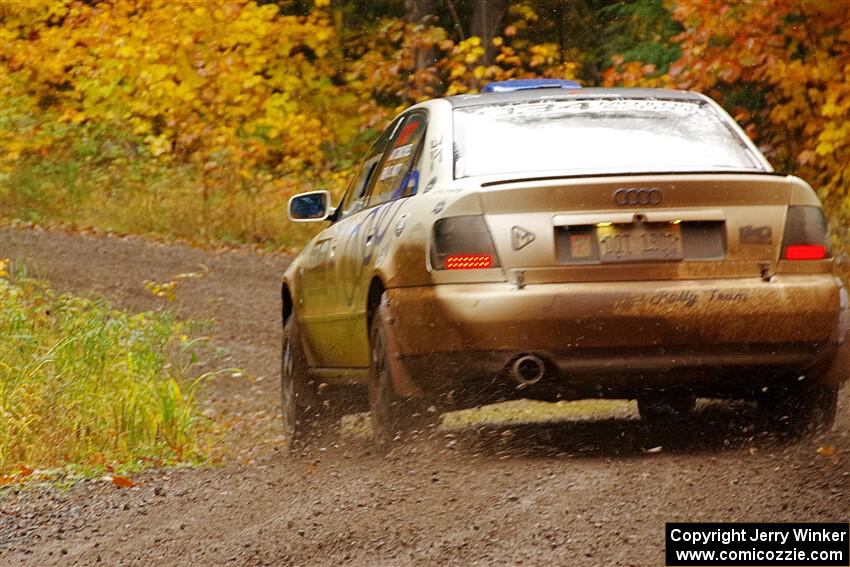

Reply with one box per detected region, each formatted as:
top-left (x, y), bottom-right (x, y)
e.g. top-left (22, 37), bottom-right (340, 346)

top-left (479, 173), bottom-right (789, 283)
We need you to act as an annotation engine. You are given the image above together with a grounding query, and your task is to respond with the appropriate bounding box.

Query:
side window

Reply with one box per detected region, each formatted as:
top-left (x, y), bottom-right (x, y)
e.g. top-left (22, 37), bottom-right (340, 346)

top-left (337, 118), bottom-right (401, 220)
top-left (368, 112), bottom-right (427, 208)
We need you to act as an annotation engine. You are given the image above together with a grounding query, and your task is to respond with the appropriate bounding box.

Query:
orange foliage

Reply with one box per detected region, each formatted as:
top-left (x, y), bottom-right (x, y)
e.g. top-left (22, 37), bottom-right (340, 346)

top-left (605, 0), bottom-right (849, 212)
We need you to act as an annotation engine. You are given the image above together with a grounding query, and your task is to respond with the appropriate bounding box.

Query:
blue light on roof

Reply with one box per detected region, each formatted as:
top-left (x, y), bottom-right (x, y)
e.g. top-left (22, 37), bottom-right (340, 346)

top-left (482, 79), bottom-right (582, 93)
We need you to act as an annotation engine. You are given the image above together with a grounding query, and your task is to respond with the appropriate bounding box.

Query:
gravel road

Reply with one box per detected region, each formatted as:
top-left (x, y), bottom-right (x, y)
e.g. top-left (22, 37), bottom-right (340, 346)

top-left (1, 226), bottom-right (847, 566)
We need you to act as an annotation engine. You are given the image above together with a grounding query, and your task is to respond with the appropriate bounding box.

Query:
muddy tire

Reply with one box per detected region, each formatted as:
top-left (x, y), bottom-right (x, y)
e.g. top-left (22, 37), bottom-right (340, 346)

top-left (760, 380), bottom-right (837, 437)
top-left (637, 393), bottom-right (696, 425)
top-left (281, 316), bottom-right (319, 451)
top-left (368, 297), bottom-right (432, 445)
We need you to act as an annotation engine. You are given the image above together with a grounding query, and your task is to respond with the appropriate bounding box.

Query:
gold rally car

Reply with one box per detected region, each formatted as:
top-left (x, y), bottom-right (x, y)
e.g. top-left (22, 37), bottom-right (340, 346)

top-left (282, 81), bottom-right (849, 445)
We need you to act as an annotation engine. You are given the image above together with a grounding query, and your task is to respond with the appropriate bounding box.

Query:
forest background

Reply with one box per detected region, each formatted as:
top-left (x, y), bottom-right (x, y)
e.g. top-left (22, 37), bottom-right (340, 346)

top-left (1, 0), bottom-right (848, 257)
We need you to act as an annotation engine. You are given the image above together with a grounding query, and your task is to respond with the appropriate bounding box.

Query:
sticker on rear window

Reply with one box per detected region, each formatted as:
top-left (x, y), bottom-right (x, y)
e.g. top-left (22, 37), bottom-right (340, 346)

top-left (388, 143), bottom-right (414, 161)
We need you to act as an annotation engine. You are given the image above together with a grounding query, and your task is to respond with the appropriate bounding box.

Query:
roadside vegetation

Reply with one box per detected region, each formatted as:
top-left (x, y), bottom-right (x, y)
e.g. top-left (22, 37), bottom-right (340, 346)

top-left (0, 259), bottom-right (218, 485)
top-left (0, 0), bottom-right (846, 257)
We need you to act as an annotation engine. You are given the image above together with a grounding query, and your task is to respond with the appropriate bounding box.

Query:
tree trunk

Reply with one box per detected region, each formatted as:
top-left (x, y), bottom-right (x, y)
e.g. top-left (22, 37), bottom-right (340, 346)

top-left (405, 0), bottom-right (436, 70)
top-left (470, 0), bottom-right (509, 64)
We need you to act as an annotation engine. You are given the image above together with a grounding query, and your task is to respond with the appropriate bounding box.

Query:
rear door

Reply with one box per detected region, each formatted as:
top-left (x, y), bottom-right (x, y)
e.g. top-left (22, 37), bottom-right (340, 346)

top-left (299, 118), bottom-right (401, 365)
top-left (329, 111), bottom-right (429, 367)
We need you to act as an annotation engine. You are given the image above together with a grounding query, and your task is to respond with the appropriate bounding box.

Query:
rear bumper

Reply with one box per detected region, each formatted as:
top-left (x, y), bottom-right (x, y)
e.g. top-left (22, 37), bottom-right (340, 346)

top-left (384, 275), bottom-right (848, 397)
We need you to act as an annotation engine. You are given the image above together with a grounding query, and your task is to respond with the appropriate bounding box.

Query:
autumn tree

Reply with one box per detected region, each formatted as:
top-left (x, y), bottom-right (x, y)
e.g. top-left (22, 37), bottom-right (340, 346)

top-left (602, 0), bottom-right (849, 257)
top-left (669, 0), bottom-right (849, 211)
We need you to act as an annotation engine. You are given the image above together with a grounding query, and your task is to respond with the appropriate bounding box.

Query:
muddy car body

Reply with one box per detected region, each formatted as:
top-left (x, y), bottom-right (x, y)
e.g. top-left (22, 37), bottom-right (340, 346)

top-left (281, 82), bottom-right (849, 444)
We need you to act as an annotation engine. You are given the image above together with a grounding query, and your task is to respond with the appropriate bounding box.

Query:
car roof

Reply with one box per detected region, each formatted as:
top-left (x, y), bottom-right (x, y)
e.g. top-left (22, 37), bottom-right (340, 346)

top-left (444, 87), bottom-right (706, 109)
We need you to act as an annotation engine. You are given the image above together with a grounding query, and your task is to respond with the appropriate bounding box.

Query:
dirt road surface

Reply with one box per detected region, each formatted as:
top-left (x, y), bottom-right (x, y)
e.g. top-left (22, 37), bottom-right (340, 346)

top-left (1, 226), bottom-right (848, 566)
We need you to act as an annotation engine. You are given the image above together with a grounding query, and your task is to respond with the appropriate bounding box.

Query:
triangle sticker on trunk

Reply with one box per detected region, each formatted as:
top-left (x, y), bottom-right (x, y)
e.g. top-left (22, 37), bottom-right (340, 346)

top-left (511, 226), bottom-right (536, 250)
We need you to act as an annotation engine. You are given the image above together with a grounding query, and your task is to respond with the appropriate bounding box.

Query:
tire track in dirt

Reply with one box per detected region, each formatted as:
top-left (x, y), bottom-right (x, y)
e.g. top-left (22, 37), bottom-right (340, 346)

top-left (1, 226), bottom-right (848, 567)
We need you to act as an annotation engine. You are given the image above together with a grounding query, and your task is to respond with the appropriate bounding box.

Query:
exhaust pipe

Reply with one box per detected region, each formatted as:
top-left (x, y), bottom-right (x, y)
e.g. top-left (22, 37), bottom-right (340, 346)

top-left (510, 354), bottom-right (546, 386)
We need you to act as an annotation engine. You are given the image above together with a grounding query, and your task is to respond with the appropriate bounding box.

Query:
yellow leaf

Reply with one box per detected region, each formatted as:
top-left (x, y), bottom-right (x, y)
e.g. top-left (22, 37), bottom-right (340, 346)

top-left (816, 141), bottom-right (835, 156)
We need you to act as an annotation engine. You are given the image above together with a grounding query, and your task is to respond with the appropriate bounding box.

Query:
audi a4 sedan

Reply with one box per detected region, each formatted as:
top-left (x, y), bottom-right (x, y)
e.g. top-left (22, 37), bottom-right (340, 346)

top-left (281, 80), bottom-right (848, 446)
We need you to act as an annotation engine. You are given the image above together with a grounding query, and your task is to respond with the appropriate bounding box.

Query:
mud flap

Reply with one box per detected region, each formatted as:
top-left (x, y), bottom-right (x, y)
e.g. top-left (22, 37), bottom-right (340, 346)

top-left (379, 294), bottom-right (425, 398)
top-left (822, 282), bottom-right (850, 386)
top-left (289, 315), bottom-right (320, 406)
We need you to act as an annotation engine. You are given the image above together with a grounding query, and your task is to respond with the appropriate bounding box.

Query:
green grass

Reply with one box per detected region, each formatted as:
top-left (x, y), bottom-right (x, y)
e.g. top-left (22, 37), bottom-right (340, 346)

top-left (0, 262), bottom-right (219, 481)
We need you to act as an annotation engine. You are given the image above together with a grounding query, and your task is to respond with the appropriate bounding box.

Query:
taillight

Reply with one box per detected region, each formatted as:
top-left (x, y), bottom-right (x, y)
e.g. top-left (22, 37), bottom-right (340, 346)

top-left (445, 255), bottom-right (493, 270)
top-left (781, 206), bottom-right (830, 261)
top-left (785, 245), bottom-right (826, 260)
top-left (431, 215), bottom-right (501, 270)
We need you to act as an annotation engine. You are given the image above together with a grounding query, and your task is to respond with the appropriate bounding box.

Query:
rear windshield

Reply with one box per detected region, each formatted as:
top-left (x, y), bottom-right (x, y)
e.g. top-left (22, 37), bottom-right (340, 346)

top-left (452, 98), bottom-right (765, 179)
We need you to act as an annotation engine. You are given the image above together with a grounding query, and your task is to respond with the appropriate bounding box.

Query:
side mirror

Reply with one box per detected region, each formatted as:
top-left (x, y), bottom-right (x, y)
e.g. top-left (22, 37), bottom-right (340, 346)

top-left (288, 190), bottom-right (333, 222)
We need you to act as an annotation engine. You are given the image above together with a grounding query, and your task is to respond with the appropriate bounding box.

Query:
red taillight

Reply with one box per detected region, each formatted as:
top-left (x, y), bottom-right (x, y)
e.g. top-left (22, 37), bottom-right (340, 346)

top-left (784, 244), bottom-right (827, 260)
top-left (431, 215), bottom-right (501, 270)
top-left (445, 254), bottom-right (493, 270)
top-left (781, 206), bottom-right (830, 261)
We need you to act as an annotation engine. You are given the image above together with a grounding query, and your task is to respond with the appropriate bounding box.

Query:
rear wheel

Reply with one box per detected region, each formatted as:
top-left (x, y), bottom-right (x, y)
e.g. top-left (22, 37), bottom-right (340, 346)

top-left (368, 296), bottom-right (433, 444)
top-left (637, 393), bottom-right (696, 425)
top-left (281, 316), bottom-right (319, 450)
top-left (760, 379), bottom-right (837, 437)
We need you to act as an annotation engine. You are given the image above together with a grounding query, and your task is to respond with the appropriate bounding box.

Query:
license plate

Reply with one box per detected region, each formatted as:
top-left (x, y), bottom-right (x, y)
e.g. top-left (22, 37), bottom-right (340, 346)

top-left (596, 223), bottom-right (684, 263)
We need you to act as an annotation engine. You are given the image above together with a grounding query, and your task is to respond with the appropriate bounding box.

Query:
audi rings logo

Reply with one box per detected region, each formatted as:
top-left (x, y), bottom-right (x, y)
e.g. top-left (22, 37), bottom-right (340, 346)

top-left (613, 188), bottom-right (663, 206)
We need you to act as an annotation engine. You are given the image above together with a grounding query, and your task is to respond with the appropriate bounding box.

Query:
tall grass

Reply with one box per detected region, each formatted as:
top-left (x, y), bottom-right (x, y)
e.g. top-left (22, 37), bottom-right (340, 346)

top-left (0, 154), bottom-right (319, 249)
top-left (0, 264), bottom-right (215, 474)
top-left (0, 122), bottom-right (327, 250)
